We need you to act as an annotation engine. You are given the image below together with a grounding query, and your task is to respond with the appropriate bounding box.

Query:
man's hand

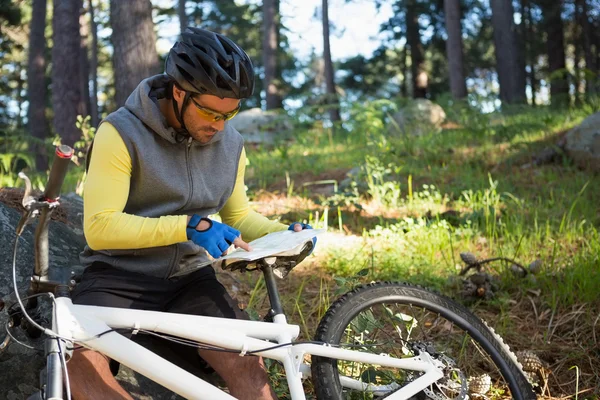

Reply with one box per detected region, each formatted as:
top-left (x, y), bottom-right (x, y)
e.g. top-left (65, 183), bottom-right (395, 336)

top-left (232, 236), bottom-right (252, 252)
top-left (288, 222), bottom-right (313, 232)
top-left (290, 223), bottom-right (304, 232)
top-left (288, 222), bottom-right (317, 254)
top-left (186, 215), bottom-right (251, 258)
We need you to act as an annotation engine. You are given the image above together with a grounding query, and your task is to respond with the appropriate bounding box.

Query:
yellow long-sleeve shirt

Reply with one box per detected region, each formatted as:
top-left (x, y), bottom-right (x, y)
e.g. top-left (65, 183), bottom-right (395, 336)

top-left (83, 122), bottom-right (287, 251)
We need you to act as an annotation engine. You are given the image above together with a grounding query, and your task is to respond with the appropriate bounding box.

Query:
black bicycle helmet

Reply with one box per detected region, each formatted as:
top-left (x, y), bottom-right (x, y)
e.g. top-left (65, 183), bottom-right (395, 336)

top-left (165, 27), bottom-right (255, 99)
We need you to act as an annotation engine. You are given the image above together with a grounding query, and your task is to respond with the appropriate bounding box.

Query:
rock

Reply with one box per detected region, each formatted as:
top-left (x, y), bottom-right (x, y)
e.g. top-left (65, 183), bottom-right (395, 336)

top-left (390, 99), bottom-right (446, 136)
top-left (339, 166), bottom-right (362, 192)
top-left (228, 107), bottom-right (293, 145)
top-left (0, 192), bottom-right (192, 399)
top-left (565, 112), bottom-right (600, 171)
top-left (0, 193), bottom-right (85, 400)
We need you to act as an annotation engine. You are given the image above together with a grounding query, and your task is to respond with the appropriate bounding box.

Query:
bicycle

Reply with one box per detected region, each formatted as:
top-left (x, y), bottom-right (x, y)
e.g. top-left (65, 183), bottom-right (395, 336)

top-left (1, 145), bottom-right (537, 400)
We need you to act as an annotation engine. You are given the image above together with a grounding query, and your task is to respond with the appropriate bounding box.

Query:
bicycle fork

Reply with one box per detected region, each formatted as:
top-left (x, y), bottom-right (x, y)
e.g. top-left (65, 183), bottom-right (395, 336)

top-left (44, 338), bottom-right (64, 400)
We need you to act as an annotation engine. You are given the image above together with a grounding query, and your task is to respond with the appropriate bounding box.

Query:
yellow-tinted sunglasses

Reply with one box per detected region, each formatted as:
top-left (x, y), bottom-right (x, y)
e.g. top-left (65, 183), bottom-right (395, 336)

top-left (190, 97), bottom-right (241, 122)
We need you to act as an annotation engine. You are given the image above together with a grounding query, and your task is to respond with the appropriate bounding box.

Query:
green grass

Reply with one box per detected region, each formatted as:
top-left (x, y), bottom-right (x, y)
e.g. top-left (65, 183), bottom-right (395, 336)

top-left (246, 102), bottom-right (600, 310)
top-left (242, 101), bottom-right (600, 396)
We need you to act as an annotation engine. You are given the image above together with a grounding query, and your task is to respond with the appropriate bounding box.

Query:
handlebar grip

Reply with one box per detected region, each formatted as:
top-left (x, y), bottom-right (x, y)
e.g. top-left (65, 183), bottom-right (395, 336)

top-left (43, 145), bottom-right (74, 201)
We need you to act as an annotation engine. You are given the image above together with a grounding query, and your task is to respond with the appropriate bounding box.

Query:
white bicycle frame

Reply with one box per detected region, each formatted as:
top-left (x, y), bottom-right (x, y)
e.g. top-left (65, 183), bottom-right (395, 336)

top-left (53, 296), bottom-right (445, 400)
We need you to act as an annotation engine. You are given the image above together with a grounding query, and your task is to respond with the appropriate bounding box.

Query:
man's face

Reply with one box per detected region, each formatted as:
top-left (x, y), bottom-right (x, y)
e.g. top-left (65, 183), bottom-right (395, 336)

top-left (173, 86), bottom-right (240, 144)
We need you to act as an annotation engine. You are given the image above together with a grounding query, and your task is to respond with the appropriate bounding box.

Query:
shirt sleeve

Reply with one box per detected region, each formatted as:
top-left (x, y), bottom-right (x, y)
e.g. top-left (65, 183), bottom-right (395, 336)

top-left (219, 147), bottom-right (288, 242)
top-left (83, 122), bottom-right (188, 250)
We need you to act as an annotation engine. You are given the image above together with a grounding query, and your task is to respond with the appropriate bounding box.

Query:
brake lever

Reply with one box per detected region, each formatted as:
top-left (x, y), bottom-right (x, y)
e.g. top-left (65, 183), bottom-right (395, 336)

top-left (15, 171), bottom-right (60, 236)
top-left (0, 320), bottom-right (13, 353)
top-left (20, 171), bottom-right (36, 209)
top-left (0, 333), bottom-right (11, 352)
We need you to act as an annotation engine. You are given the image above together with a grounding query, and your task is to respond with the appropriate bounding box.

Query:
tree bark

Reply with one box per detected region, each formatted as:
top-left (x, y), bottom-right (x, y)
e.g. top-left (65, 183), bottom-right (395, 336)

top-left (262, 0), bottom-right (283, 109)
top-left (444, 0), bottom-right (467, 99)
top-left (406, 0), bottom-right (427, 98)
top-left (490, 0), bottom-right (526, 104)
top-left (578, 0), bottom-right (596, 95)
top-left (525, 0), bottom-right (538, 105)
top-left (179, 0), bottom-right (188, 38)
top-left (28, 0), bottom-right (49, 170)
top-left (52, 0), bottom-right (85, 147)
top-left (400, 45), bottom-right (408, 97)
top-left (110, 0), bottom-right (160, 108)
top-left (514, 0), bottom-right (528, 101)
top-left (574, 0), bottom-right (584, 104)
top-left (538, 0), bottom-right (569, 106)
top-left (322, 0), bottom-right (341, 122)
top-left (89, 0), bottom-right (99, 128)
top-left (79, 2), bottom-right (90, 118)
top-left (16, 62), bottom-right (24, 128)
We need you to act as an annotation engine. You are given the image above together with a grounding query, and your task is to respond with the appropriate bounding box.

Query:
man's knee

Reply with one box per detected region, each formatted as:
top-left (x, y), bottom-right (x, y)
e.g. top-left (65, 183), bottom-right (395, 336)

top-left (199, 350), bottom-right (268, 380)
top-left (71, 349), bottom-right (109, 367)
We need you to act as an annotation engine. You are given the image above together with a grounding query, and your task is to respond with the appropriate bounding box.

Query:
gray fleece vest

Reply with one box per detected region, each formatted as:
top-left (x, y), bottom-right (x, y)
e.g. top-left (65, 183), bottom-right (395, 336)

top-left (79, 75), bottom-right (244, 278)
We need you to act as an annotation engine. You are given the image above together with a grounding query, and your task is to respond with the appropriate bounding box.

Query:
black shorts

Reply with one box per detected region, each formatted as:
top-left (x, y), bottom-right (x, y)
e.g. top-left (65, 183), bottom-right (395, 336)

top-left (71, 262), bottom-right (248, 375)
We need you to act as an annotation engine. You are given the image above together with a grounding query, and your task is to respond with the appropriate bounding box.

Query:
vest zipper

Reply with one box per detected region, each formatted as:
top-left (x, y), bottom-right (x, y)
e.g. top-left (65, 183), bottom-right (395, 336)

top-left (183, 136), bottom-right (194, 209)
top-left (169, 138), bottom-right (193, 278)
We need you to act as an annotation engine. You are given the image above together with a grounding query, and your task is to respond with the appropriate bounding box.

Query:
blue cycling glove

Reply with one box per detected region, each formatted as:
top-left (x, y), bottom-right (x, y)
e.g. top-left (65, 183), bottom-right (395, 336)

top-left (187, 215), bottom-right (240, 259)
top-left (288, 222), bottom-right (317, 255)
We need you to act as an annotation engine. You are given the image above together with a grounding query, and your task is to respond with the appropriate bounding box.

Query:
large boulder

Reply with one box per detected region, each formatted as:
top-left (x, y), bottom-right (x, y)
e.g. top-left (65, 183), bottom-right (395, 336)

top-left (0, 190), bottom-right (85, 400)
top-left (390, 99), bottom-right (446, 136)
top-left (565, 112), bottom-right (600, 172)
top-left (228, 107), bottom-right (293, 144)
top-left (0, 190), bottom-right (187, 399)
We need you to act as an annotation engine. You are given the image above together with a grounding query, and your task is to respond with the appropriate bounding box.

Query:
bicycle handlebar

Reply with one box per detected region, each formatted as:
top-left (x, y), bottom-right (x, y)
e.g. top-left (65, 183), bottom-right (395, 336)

top-left (44, 145), bottom-right (74, 201)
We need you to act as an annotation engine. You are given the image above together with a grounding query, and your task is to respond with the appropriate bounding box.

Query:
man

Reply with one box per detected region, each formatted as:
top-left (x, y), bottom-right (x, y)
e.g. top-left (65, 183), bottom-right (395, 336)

top-left (70, 27), bottom-right (311, 400)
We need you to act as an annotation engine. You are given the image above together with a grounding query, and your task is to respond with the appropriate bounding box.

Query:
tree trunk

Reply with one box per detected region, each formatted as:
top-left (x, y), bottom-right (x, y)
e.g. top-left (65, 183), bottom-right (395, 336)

top-left (400, 45), bottom-right (408, 97)
top-left (80, 3), bottom-right (90, 118)
top-left (406, 0), bottom-right (427, 98)
top-left (514, 0), bottom-right (528, 101)
top-left (52, 0), bottom-right (85, 147)
top-left (538, 0), bottom-right (569, 106)
top-left (578, 0), bottom-right (596, 95)
top-left (574, 1), bottom-right (584, 105)
top-left (525, 0), bottom-right (538, 105)
top-left (89, 0), bottom-right (99, 129)
top-left (574, 43), bottom-right (583, 104)
top-left (490, 0), bottom-right (526, 104)
top-left (179, 0), bottom-right (188, 38)
top-left (110, 0), bottom-right (160, 108)
top-left (262, 0), bottom-right (283, 109)
top-left (322, 0), bottom-right (341, 122)
top-left (443, 0), bottom-right (467, 99)
top-left (28, 0), bottom-right (49, 170)
top-left (16, 62), bottom-right (24, 128)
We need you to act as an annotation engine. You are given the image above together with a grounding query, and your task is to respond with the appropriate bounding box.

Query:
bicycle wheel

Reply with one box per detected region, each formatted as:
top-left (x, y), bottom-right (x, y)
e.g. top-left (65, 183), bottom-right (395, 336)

top-left (311, 282), bottom-right (535, 400)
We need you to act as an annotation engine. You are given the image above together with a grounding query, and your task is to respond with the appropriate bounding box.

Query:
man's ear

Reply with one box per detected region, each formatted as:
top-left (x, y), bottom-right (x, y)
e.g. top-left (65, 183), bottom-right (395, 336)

top-left (172, 84), bottom-right (185, 102)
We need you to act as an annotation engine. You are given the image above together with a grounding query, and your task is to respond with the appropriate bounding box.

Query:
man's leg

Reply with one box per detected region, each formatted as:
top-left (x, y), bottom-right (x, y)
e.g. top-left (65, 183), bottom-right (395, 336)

top-left (69, 263), bottom-right (169, 399)
top-left (167, 267), bottom-right (278, 400)
top-left (197, 350), bottom-right (277, 400)
top-left (68, 349), bottom-right (134, 400)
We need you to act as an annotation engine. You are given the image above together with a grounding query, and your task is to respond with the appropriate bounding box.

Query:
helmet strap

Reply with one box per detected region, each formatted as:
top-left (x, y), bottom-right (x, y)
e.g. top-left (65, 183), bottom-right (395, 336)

top-left (170, 82), bottom-right (193, 142)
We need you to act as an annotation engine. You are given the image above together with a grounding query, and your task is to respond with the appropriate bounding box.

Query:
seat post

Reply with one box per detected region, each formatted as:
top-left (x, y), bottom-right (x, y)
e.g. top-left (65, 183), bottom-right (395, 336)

top-left (260, 259), bottom-right (284, 317)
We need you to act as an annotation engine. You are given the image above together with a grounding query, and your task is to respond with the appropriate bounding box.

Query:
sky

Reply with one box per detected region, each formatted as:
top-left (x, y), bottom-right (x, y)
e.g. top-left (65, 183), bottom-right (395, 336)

top-left (156, 0), bottom-right (395, 63)
top-left (279, 0), bottom-right (394, 61)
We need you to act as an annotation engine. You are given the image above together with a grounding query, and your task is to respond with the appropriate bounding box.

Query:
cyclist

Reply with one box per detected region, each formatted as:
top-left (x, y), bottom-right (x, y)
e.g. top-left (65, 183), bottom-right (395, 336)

top-left (70, 27), bottom-right (310, 400)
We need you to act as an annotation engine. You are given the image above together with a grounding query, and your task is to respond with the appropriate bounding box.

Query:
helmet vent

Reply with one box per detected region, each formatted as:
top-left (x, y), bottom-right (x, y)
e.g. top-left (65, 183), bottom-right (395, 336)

top-left (165, 27), bottom-right (254, 99)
